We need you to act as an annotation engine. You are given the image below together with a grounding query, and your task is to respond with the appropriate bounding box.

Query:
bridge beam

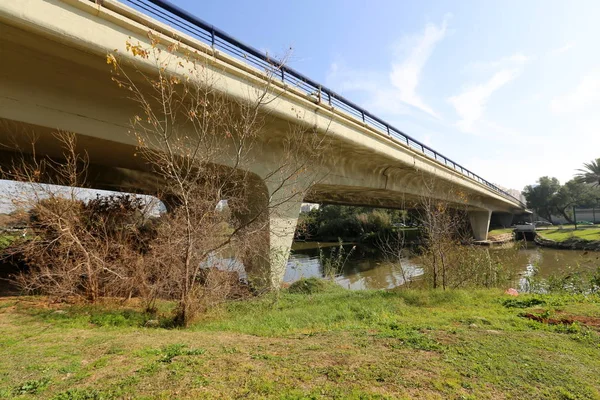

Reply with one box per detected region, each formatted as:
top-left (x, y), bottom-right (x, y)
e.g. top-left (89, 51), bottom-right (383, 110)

top-left (469, 210), bottom-right (491, 241)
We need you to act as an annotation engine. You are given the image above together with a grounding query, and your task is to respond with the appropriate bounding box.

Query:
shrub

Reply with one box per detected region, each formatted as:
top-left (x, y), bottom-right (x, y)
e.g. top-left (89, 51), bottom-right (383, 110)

top-left (288, 277), bottom-right (335, 294)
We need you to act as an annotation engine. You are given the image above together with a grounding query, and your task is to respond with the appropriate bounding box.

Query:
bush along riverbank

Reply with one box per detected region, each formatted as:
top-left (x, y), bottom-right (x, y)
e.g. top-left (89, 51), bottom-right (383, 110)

top-left (1, 283), bottom-right (600, 399)
top-left (296, 205), bottom-right (421, 245)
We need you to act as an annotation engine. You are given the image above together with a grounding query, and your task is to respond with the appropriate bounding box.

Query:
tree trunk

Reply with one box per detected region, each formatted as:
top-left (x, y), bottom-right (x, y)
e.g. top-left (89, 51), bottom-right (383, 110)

top-left (556, 208), bottom-right (574, 224)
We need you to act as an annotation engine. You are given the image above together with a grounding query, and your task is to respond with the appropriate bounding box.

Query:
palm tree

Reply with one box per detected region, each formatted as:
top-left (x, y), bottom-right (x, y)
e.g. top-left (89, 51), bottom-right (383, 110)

top-left (575, 158), bottom-right (600, 186)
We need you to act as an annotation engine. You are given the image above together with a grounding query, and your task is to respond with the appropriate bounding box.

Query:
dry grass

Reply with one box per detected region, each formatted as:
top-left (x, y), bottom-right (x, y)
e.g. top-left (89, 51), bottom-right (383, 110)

top-left (488, 228), bottom-right (514, 236)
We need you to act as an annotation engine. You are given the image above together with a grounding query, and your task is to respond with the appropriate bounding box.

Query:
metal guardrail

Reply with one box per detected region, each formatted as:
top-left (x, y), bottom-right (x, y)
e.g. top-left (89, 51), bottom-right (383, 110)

top-left (101, 0), bottom-right (526, 208)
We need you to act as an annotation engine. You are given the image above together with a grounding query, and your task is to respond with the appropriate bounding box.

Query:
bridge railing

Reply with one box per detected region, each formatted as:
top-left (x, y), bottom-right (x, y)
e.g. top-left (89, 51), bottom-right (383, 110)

top-left (102, 0), bottom-right (526, 208)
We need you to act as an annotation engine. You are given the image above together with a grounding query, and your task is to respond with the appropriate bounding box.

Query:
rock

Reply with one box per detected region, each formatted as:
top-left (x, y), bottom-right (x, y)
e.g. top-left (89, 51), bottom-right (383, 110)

top-left (53, 310), bottom-right (67, 315)
top-left (144, 319), bottom-right (160, 328)
top-left (485, 329), bottom-right (501, 334)
top-left (505, 288), bottom-right (518, 296)
top-left (469, 323), bottom-right (478, 329)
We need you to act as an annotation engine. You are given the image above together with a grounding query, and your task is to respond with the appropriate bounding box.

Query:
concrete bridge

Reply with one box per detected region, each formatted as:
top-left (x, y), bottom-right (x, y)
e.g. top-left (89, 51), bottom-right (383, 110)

top-left (0, 0), bottom-right (528, 286)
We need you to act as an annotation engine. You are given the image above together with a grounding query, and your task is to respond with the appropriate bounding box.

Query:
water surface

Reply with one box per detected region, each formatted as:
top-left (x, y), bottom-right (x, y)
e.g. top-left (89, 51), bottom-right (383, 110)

top-left (286, 242), bottom-right (600, 291)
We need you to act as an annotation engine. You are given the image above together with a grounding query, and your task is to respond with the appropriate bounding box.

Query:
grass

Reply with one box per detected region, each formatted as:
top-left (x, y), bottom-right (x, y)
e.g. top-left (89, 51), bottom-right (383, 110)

top-left (1, 287), bottom-right (600, 399)
top-left (537, 227), bottom-right (600, 242)
top-left (488, 228), bottom-right (514, 236)
top-left (0, 234), bottom-right (17, 251)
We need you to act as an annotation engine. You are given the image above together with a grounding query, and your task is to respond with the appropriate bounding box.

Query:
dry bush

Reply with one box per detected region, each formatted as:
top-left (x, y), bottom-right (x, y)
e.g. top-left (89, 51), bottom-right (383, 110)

top-left (1, 132), bottom-right (157, 303)
top-left (1, 133), bottom-right (250, 315)
top-left (416, 178), bottom-right (472, 289)
top-left (377, 229), bottom-right (416, 287)
top-left (415, 178), bottom-right (515, 289)
top-left (14, 195), bottom-right (153, 302)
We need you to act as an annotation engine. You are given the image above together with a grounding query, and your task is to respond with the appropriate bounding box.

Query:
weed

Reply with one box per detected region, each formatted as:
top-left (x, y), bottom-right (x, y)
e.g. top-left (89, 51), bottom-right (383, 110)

top-left (51, 388), bottom-right (114, 400)
top-left (89, 309), bottom-right (152, 327)
top-left (377, 325), bottom-right (442, 351)
top-left (319, 240), bottom-right (355, 279)
top-left (288, 277), bottom-right (335, 294)
top-left (502, 297), bottom-right (546, 308)
top-left (221, 346), bottom-right (240, 354)
top-left (13, 377), bottom-right (51, 395)
top-left (158, 343), bottom-right (205, 363)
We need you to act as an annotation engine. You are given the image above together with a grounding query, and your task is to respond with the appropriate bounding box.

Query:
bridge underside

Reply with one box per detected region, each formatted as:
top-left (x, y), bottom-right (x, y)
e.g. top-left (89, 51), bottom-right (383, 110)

top-left (0, 1), bottom-right (527, 287)
top-left (0, 118), bottom-right (506, 288)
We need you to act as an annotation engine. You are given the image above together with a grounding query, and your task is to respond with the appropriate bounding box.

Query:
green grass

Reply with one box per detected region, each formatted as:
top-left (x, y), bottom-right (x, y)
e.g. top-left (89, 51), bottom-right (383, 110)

top-left (537, 227), bottom-right (600, 242)
top-left (0, 234), bottom-right (17, 251)
top-left (1, 288), bottom-right (600, 399)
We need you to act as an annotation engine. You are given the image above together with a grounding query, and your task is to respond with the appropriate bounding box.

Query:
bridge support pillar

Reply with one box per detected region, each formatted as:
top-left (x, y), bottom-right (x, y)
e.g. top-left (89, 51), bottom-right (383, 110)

top-left (233, 179), bottom-right (303, 290)
top-left (469, 210), bottom-right (491, 241)
top-left (264, 199), bottom-right (302, 288)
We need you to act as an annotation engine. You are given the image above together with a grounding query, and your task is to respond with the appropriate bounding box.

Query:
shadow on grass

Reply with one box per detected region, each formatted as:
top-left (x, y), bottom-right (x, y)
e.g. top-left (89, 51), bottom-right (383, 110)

top-left (11, 299), bottom-right (179, 329)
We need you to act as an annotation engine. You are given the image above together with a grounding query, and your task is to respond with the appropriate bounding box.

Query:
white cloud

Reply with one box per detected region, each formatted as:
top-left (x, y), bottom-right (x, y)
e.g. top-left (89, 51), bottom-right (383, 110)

top-left (448, 51), bottom-right (533, 134)
top-left (465, 52), bottom-right (532, 72)
top-left (326, 15), bottom-right (451, 119)
top-left (326, 63), bottom-right (411, 116)
top-left (327, 62), bottom-right (380, 93)
top-left (549, 42), bottom-right (575, 56)
top-left (551, 71), bottom-right (600, 114)
top-left (389, 14), bottom-right (451, 117)
top-left (448, 69), bottom-right (520, 132)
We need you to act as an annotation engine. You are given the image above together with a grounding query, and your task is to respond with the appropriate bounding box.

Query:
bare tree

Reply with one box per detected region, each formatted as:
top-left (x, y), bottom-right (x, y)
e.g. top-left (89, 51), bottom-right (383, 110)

top-left (108, 34), bottom-right (327, 325)
top-left (414, 176), bottom-right (517, 290)
top-left (1, 33), bottom-right (327, 325)
top-left (416, 177), bottom-right (470, 289)
top-left (377, 228), bottom-right (415, 287)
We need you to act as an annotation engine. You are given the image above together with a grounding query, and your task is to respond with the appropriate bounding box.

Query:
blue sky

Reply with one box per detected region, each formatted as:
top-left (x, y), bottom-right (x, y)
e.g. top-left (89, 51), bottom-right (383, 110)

top-left (176, 0), bottom-right (600, 191)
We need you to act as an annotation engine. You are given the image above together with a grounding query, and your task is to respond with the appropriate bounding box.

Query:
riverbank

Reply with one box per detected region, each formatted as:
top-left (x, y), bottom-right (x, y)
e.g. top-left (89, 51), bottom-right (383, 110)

top-left (536, 227), bottom-right (600, 251)
top-left (1, 286), bottom-right (599, 399)
top-left (487, 227), bottom-right (600, 251)
top-left (537, 227), bottom-right (600, 241)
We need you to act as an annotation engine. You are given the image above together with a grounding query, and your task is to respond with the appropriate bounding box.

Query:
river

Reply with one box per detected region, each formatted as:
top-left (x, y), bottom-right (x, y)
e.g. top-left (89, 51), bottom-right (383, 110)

top-left (2, 241), bottom-right (595, 296)
top-left (285, 242), bottom-right (600, 291)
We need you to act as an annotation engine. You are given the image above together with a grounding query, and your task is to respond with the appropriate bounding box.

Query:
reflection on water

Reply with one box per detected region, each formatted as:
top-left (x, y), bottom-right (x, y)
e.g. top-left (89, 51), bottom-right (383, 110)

top-left (286, 242), bottom-right (423, 290)
top-left (514, 246), bottom-right (599, 292)
top-left (286, 242), bottom-right (600, 291)
top-left (516, 246), bottom-right (599, 277)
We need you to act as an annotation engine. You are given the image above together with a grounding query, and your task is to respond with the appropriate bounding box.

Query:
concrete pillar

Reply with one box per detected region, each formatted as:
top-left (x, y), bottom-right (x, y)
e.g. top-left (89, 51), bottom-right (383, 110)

top-left (264, 199), bottom-right (303, 288)
top-left (469, 210), bottom-right (491, 241)
top-left (232, 178), bottom-right (303, 290)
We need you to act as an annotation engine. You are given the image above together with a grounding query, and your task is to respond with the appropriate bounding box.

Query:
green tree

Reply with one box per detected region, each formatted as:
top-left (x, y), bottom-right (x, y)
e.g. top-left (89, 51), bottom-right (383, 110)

top-left (523, 177), bottom-right (561, 223)
top-left (553, 179), bottom-right (600, 223)
top-left (523, 177), bottom-right (600, 224)
top-left (296, 205), bottom-right (407, 242)
top-left (575, 158), bottom-right (600, 186)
